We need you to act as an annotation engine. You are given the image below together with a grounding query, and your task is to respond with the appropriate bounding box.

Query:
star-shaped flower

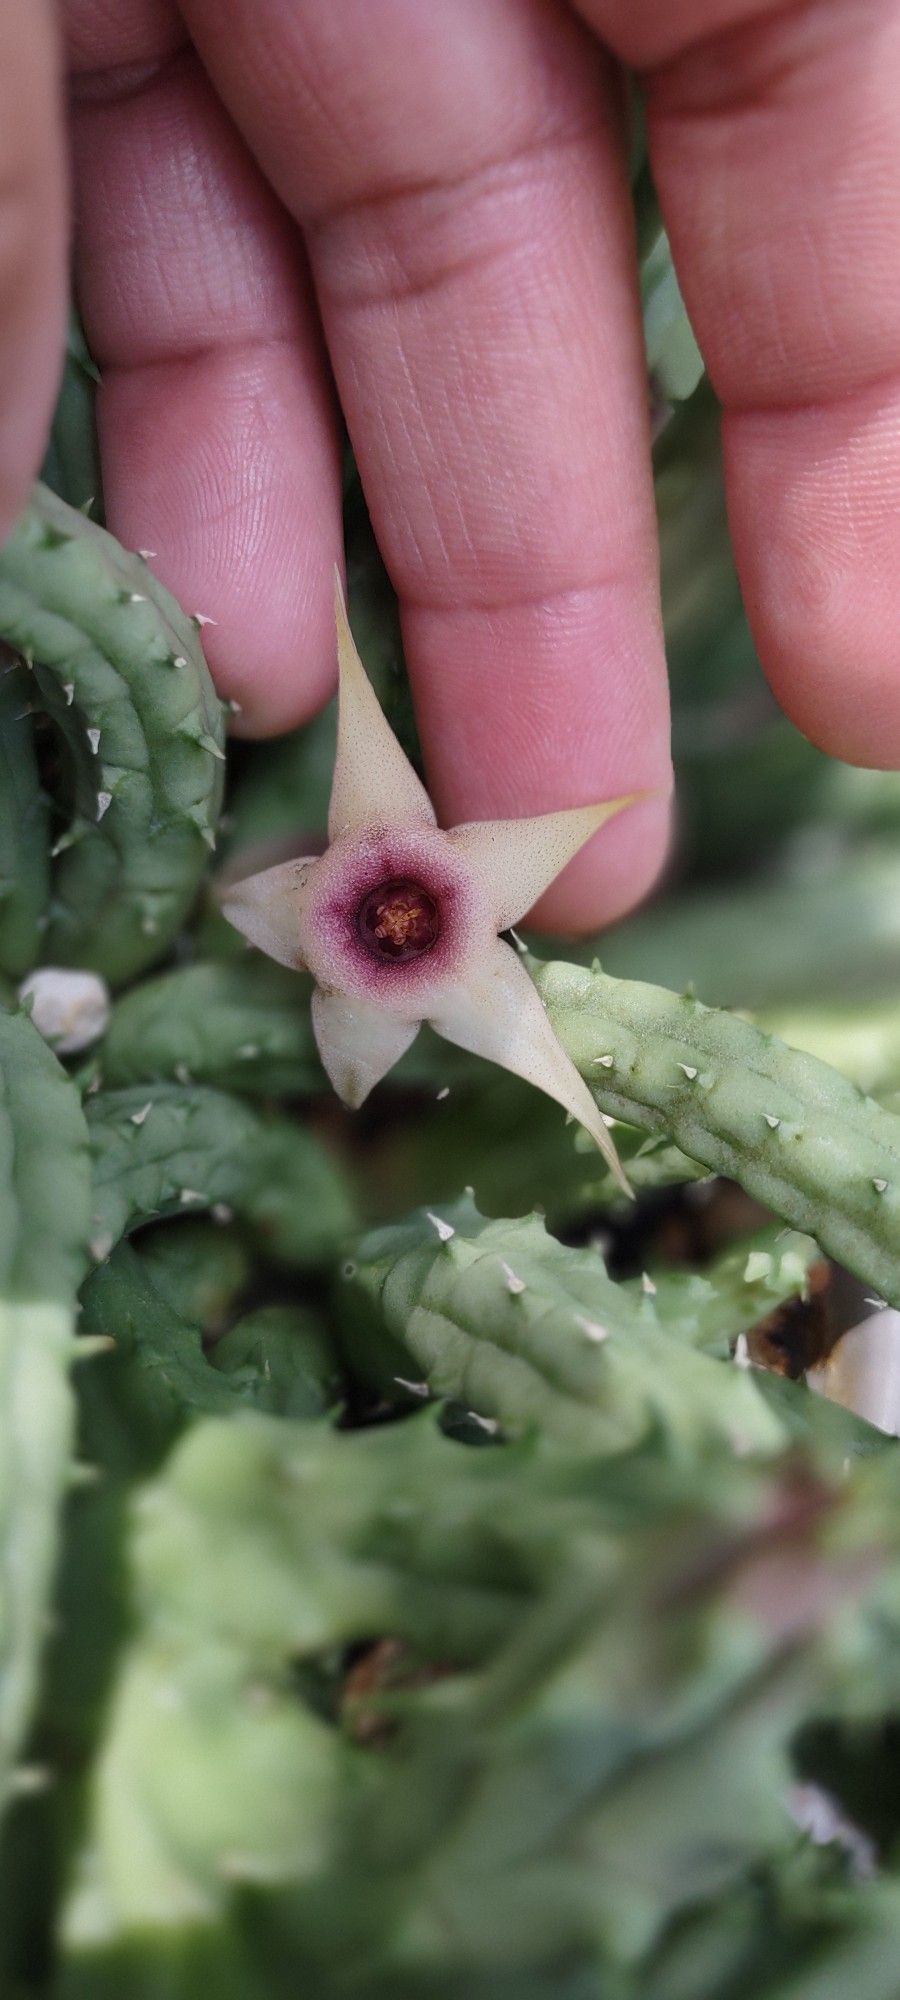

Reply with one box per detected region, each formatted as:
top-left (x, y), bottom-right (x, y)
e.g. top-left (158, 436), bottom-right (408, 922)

top-left (222, 578), bottom-right (642, 1192)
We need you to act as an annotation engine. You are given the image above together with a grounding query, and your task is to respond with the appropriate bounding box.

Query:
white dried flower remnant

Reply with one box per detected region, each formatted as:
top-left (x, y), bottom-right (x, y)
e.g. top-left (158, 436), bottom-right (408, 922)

top-left (221, 576), bottom-right (646, 1193)
top-left (19, 966), bottom-right (111, 1055)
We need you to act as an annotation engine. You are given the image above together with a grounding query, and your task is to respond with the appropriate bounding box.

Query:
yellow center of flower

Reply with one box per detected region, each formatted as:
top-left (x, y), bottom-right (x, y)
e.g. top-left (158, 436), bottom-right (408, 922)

top-left (357, 880), bottom-right (440, 961)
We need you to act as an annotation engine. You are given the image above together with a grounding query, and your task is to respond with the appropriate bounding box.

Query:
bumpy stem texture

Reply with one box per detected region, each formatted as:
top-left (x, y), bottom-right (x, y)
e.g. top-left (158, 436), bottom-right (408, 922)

top-left (0, 484), bottom-right (225, 985)
top-left (58, 1403), bottom-right (897, 1990)
top-left (78, 1241), bottom-right (343, 1474)
top-left (86, 1082), bottom-right (355, 1268)
top-left (753, 996), bottom-right (900, 1106)
top-left (339, 1199), bottom-right (817, 1456)
top-left (102, 958), bottom-right (322, 1097)
top-left (133, 1218), bottom-right (251, 1335)
top-left (0, 657), bottom-right (50, 979)
top-left (0, 1006), bottom-right (90, 1812)
top-left (537, 962), bottom-right (900, 1307)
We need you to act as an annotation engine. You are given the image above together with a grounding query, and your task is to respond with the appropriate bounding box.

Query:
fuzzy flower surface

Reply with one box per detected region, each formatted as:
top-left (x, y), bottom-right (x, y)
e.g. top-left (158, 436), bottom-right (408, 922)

top-left (222, 579), bottom-right (640, 1192)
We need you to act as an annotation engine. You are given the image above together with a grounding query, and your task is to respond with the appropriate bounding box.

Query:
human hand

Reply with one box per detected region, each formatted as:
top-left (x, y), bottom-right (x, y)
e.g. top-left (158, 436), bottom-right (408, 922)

top-left (3, 0), bottom-right (899, 931)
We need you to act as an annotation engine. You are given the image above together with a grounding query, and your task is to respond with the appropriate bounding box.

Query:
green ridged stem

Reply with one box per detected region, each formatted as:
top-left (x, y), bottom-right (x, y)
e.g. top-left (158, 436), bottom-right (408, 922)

top-left (61, 1628), bottom-right (341, 1984)
top-left (126, 1411), bottom-right (595, 1686)
top-left (86, 1082), bottom-right (355, 1268)
top-left (78, 1242), bottom-right (343, 1475)
top-left (99, 959), bottom-right (702, 1234)
top-left (209, 1306), bottom-right (343, 1418)
top-left (339, 1200), bottom-right (817, 1456)
top-left (0, 484), bottom-right (225, 985)
top-left (78, 1243), bottom-right (243, 1476)
top-left (100, 957), bottom-right (496, 1101)
top-left (0, 657), bottom-right (50, 978)
top-left (101, 958), bottom-right (322, 1097)
top-left (58, 1414), bottom-right (540, 1979)
top-left (135, 1219), bottom-right (251, 1336)
top-left (639, 1223), bottom-right (820, 1356)
top-left (352, 1049), bottom-right (703, 1231)
top-left (0, 1012), bottom-right (90, 1304)
top-left (536, 962), bottom-right (900, 1307)
top-left (0, 1006), bottom-right (91, 1813)
top-left (57, 1407), bottom-right (900, 1993)
top-left (753, 996), bottom-right (900, 1106)
top-left (572, 1127), bottom-right (707, 1211)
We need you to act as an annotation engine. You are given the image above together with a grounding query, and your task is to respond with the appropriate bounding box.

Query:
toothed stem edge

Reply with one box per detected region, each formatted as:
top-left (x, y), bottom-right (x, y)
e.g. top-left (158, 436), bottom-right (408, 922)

top-left (537, 961), bottom-right (900, 1308)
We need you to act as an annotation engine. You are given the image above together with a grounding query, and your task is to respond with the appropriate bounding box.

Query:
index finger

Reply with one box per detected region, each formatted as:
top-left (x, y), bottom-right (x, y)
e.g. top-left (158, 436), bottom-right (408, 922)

top-left (0, 1), bottom-right (66, 539)
top-left (180, 0), bottom-right (673, 932)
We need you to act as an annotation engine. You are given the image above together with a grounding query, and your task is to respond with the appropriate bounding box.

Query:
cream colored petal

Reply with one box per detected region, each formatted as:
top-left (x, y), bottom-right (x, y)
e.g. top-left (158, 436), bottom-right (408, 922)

top-left (311, 988), bottom-right (420, 1108)
top-left (218, 856), bottom-right (317, 970)
top-left (449, 796), bottom-right (643, 932)
top-left (429, 940), bottom-right (631, 1195)
top-left (329, 571), bottom-right (436, 839)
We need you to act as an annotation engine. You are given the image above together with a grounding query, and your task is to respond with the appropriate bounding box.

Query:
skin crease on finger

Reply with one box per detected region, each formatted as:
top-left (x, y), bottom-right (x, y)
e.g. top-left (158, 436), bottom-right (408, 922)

top-left (64, 1), bottom-right (674, 932)
top-left (177, 0), bottom-right (674, 931)
top-left (576, 0), bottom-right (900, 768)
top-left (58, 0), bottom-right (900, 930)
top-left (66, 3), bottom-right (345, 736)
top-left (64, 0), bottom-right (674, 933)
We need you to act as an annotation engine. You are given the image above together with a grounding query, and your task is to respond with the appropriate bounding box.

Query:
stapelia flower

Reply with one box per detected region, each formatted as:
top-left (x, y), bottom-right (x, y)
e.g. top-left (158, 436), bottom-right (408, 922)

top-left (222, 578), bottom-right (642, 1192)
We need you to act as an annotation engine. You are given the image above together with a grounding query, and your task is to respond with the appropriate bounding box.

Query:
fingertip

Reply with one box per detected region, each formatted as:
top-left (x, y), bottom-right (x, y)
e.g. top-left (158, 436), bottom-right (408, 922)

top-left (206, 567), bottom-right (339, 740)
top-left (406, 584), bottom-right (672, 937)
top-left (527, 791), bottom-right (673, 935)
top-left (726, 387), bottom-right (900, 769)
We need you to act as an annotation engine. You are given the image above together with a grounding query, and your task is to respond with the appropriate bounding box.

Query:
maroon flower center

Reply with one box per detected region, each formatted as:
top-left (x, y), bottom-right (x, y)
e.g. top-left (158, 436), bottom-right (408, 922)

top-left (357, 878), bottom-right (440, 961)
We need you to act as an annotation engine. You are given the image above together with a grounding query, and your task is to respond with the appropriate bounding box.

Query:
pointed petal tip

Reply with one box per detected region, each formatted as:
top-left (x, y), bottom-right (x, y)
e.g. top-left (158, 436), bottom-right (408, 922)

top-left (567, 1075), bottom-right (633, 1197)
top-left (333, 563), bottom-right (349, 631)
top-left (586, 1111), bottom-right (633, 1200)
top-left (452, 789), bottom-right (660, 934)
top-left (580, 785), bottom-right (667, 834)
top-left (312, 989), bottom-right (419, 1107)
top-left (216, 855), bottom-right (315, 971)
top-left (429, 941), bottom-right (633, 1193)
top-left (328, 559), bottom-right (436, 837)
